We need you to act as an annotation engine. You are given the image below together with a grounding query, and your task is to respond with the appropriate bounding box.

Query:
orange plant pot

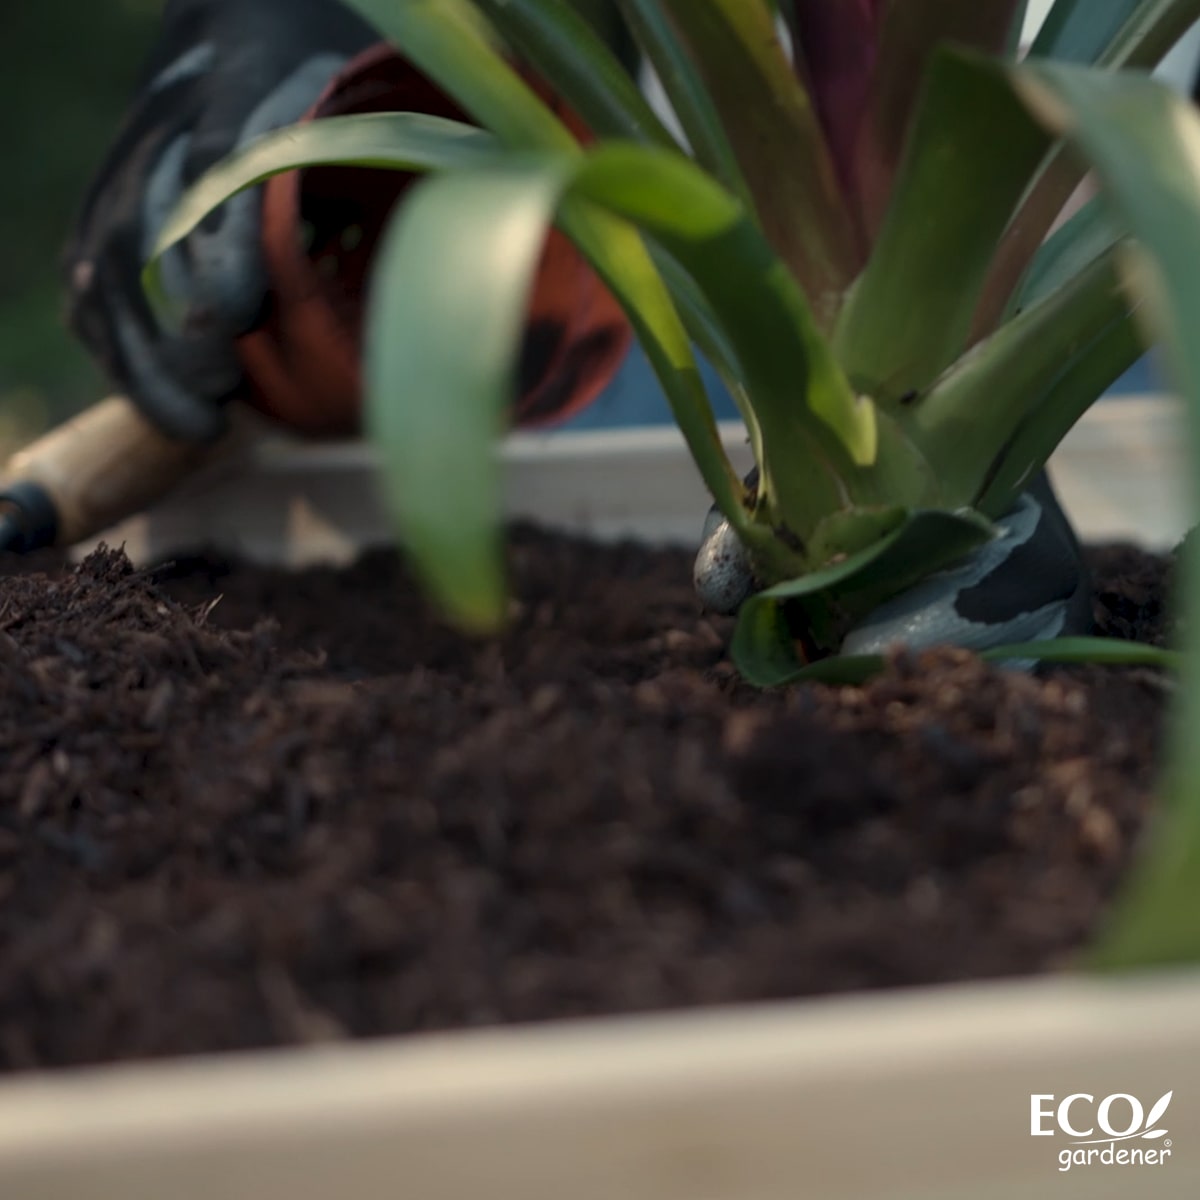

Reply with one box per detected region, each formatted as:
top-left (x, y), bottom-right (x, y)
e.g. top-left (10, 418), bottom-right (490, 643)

top-left (235, 44), bottom-right (633, 437)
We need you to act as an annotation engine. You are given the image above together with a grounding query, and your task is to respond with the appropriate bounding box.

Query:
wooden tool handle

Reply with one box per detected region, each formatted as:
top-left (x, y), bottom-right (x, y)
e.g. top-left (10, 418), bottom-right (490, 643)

top-left (1, 396), bottom-right (219, 547)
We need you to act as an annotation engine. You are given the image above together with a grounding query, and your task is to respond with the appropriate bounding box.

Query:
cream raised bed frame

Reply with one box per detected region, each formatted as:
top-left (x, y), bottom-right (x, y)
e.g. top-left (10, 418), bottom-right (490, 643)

top-left (0, 394), bottom-right (1194, 1200)
top-left (75, 395), bottom-right (1191, 567)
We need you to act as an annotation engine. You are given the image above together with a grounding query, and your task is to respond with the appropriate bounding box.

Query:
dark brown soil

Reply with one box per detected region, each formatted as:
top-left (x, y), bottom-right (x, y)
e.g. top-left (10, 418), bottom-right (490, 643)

top-left (0, 529), bottom-right (1178, 1072)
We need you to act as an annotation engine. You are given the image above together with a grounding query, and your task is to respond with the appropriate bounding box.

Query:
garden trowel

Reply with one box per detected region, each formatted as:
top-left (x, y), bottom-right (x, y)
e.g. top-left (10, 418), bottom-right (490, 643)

top-left (0, 395), bottom-right (221, 554)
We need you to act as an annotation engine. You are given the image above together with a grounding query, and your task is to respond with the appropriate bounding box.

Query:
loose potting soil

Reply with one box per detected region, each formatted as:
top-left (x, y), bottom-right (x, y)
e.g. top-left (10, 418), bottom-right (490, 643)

top-left (0, 531), bottom-right (1175, 1071)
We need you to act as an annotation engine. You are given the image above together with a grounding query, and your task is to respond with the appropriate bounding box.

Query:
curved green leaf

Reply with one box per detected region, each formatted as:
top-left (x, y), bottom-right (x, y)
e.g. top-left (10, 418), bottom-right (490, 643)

top-left (755, 635), bottom-right (1180, 689)
top-left (913, 243), bottom-right (1133, 508)
top-left (1007, 195), bottom-right (1125, 316)
top-left (834, 47), bottom-right (1050, 404)
top-left (365, 158), bottom-right (575, 632)
top-left (614, 0), bottom-right (750, 203)
top-left (981, 637), bottom-right (1181, 668)
top-left (329, 130), bottom-right (893, 627)
top-left (751, 508), bottom-right (996, 604)
top-left (555, 191), bottom-right (752, 537)
top-left (1097, 0), bottom-right (1200, 70)
top-left (571, 142), bottom-right (877, 522)
top-left (473, 0), bottom-right (681, 150)
top-left (973, 0), bottom-right (1200, 338)
top-left (854, 0), bottom-right (1021, 236)
top-left (1029, 0), bottom-right (1140, 62)
top-left (342, 0), bottom-right (579, 151)
top-left (732, 508), bottom-right (996, 682)
top-left (149, 113), bottom-right (499, 263)
top-left (731, 594), bottom-right (816, 688)
top-left (1006, 61), bottom-right (1200, 969)
top-left (152, 116), bottom-right (753, 629)
top-left (975, 308), bottom-right (1144, 515)
top-left (1032, 0), bottom-right (1200, 70)
top-left (362, 146), bottom-right (752, 630)
top-left (649, 0), bottom-right (862, 317)
top-left (647, 244), bottom-right (765, 462)
top-left (1007, 0), bottom-right (1032, 55)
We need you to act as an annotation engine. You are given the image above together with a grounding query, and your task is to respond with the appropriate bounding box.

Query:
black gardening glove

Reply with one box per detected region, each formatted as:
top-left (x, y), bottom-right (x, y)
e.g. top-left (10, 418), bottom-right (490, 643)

top-left (62, 0), bottom-right (378, 441)
top-left (836, 473), bottom-right (1093, 654)
top-left (695, 471), bottom-right (1093, 653)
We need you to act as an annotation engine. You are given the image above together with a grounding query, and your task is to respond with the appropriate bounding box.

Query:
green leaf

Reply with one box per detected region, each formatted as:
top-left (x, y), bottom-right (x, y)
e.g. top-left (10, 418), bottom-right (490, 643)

top-left (1007, 0), bottom-right (1031, 55)
top-left (732, 508), bottom-right (996, 683)
top-left (613, 0), bottom-right (750, 203)
top-left (912, 243), bottom-right (1133, 509)
top-left (855, 0), bottom-right (1021, 236)
top-left (985, 193), bottom-right (1141, 517)
top-left (1007, 196), bottom-right (1125, 315)
top-left (571, 142), bottom-right (877, 527)
top-left (213, 137), bottom-right (750, 631)
top-left (649, 0), bottom-right (863, 318)
top-left (981, 637), bottom-right (1182, 668)
top-left (647, 245), bottom-right (765, 462)
top-left (758, 635), bottom-right (1180, 688)
top-left (556, 191), bottom-right (752, 537)
top-left (325, 7), bottom-right (750, 547)
top-left (1031, 0), bottom-right (1200, 69)
top-left (341, 0), bottom-right (578, 151)
top-left (147, 113), bottom-right (499, 265)
top-left (1096, 0), bottom-right (1200, 70)
top-left (1028, 0), bottom-right (1140, 62)
top-left (834, 48), bottom-right (1051, 404)
top-left (365, 157), bottom-right (575, 633)
top-left (472, 0), bottom-right (681, 149)
top-left (730, 595), bottom-right (814, 688)
top-left (362, 151), bottom-right (753, 632)
top-left (807, 505), bottom-right (909, 566)
top-left (753, 507), bottom-right (995, 605)
top-left (973, 0), bottom-right (1200, 337)
top-left (1005, 62), bottom-right (1200, 970)
top-left (975, 308), bottom-right (1144, 515)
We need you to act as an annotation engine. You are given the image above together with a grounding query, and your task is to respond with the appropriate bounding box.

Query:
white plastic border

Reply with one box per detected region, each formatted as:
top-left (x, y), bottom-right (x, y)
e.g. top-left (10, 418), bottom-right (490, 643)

top-left (0, 973), bottom-right (1196, 1198)
top-left (12, 392), bottom-right (1190, 1199)
top-left (80, 395), bottom-right (1191, 567)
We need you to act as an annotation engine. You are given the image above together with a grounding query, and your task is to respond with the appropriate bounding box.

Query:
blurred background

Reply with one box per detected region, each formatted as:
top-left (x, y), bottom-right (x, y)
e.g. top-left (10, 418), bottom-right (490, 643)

top-left (0, 1), bottom-right (158, 453)
top-left (2, 2), bottom-right (1198, 455)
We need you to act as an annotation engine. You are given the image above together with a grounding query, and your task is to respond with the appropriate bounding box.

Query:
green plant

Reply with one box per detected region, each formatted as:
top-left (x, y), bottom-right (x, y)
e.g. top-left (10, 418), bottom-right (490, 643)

top-left (150, 0), bottom-right (1200, 966)
top-left (150, 1), bottom-right (1187, 645)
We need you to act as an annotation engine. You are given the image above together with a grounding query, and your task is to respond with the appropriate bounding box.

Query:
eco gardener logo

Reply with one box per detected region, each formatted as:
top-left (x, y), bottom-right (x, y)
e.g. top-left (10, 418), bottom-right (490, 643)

top-left (1031, 1091), bottom-right (1174, 1173)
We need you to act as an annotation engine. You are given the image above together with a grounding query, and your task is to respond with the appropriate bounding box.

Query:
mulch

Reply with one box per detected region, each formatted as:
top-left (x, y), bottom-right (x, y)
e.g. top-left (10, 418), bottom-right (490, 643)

top-left (0, 529), bottom-right (1177, 1071)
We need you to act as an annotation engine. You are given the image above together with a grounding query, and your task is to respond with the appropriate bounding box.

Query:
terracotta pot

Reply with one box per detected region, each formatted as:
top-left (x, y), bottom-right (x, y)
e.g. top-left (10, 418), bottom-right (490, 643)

top-left (235, 44), bottom-right (633, 437)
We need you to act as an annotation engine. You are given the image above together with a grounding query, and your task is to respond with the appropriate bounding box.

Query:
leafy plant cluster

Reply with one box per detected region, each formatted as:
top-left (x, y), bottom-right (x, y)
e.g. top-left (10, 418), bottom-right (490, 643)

top-left (154, 0), bottom-right (1200, 969)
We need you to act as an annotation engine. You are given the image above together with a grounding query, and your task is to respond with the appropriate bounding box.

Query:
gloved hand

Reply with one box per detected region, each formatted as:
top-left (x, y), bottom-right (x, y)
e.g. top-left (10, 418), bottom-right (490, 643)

top-left (694, 471), bottom-right (1093, 654)
top-left (62, 0), bottom-right (378, 442)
